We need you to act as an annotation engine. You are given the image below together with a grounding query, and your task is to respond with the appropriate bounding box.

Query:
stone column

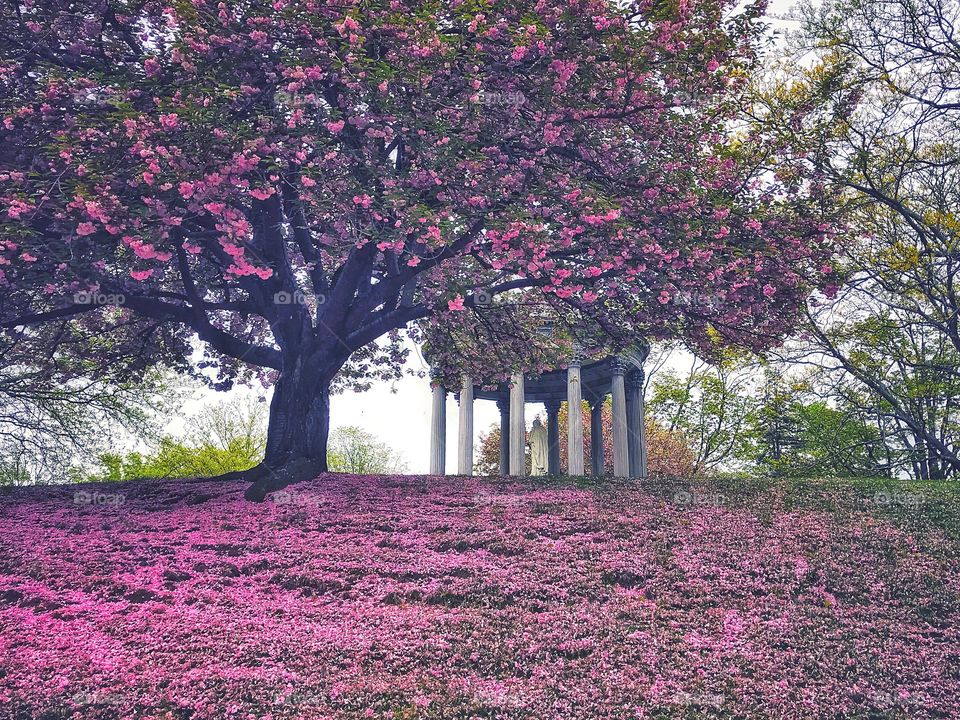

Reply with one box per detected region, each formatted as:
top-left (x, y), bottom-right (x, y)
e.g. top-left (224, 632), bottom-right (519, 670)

top-left (457, 376), bottom-right (474, 476)
top-left (509, 373), bottom-right (526, 476)
top-left (590, 398), bottom-right (605, 476)
top-left (611, 358), bottom-right (629, 477)
top-left (545, 400), bottom-right (561, 476)
top-left (429, 378), bottom-right (446, 475)
top-left (626, 367), bottom-right (648, 479)
top-left (497, 398), bottom-right (510, 476)
top-left (566, 358), bottom-right (585, 475)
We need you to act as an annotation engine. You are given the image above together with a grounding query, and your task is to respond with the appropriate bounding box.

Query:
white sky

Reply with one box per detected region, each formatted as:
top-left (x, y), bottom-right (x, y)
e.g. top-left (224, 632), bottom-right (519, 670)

top-left (329, 345), bottom-right (554, 473)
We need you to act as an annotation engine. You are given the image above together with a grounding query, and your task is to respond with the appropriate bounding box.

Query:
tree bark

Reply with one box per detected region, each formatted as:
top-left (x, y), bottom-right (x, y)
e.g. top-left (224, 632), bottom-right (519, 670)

top-left (240, 356), bottom-right (335, 501)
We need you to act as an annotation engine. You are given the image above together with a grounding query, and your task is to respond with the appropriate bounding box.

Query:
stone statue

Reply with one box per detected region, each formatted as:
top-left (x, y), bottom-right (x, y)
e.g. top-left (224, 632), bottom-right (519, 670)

top-left (528, 416), bottom-right (549, 475)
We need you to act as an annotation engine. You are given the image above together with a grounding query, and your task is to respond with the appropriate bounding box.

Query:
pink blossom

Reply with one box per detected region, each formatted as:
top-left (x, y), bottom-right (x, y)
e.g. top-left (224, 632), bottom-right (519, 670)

top-left (250, 187), bottom-right (275, 201)
top-left (158, 113), bottom-right (179, 130)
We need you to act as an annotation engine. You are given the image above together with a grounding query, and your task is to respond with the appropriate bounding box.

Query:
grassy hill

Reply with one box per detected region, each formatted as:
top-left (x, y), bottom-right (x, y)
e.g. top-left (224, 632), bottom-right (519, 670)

top-left (0, 475), bottom-right (957, 719)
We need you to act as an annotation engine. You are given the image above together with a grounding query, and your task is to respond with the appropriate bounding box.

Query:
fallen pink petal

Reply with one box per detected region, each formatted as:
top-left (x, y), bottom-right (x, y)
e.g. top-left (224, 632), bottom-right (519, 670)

top-left (1, 476), bottom-right (957, 719)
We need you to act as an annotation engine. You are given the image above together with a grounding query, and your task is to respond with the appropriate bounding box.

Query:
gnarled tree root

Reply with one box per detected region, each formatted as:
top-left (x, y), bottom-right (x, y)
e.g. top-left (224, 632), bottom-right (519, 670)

top-left (210, 459), bottom-right (327, 502)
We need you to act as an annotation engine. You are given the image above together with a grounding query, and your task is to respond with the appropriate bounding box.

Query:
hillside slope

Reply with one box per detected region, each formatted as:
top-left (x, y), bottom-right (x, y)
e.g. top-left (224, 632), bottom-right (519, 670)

top-left (0, 475), bottom-right (958, 719)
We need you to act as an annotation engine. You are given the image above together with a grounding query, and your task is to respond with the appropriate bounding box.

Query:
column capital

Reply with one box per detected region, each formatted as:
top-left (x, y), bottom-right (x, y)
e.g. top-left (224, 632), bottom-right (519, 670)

top-left (610, 356), bottom-right (629, 375)
top-left (429, 368), bottom-right (446, 389)
top-left (590, 395), bottom-right (607, 410)
top-left (627, 366), bottom-right (645, 389)
top-left (544, 399), bottom-right (562, 413)
top-left (458, 375), bottom-right (474, 404)
top-left (496, 397), bottom-right (510, 413)
top-left (567, 341), bottom-right (585, 368)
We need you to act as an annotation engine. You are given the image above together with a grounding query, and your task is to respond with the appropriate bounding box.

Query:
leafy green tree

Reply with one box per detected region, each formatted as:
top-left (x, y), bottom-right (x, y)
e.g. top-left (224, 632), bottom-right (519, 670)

top-left (0, 362), bottom-right (172, 486)
top-left (756, 0), bottom-right (960, 479)
top-left (748, 369), bottom-right (889, 478)
top-left (326, 426), bottom-right (408, 475)
top-left (797, 401), bottom-right (887, 477)
top-left (90, 399), bottom-right (266, 481)
top-left (647, 355), bottom-right (758, 474)
top-left (806, 317), bottom-right (960, 480)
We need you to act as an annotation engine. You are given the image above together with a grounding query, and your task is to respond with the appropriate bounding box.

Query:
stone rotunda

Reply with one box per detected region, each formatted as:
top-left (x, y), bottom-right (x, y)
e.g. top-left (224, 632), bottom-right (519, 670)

top-left (429, 343), bottom-right (649, 478)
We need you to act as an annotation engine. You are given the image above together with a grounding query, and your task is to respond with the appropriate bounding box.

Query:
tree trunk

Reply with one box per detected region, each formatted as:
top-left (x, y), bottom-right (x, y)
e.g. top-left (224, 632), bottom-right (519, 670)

top-left (241, 361), bottom-right (334, 501)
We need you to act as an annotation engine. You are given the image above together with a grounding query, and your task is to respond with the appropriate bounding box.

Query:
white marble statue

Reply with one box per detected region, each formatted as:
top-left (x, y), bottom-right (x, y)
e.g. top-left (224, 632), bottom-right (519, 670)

top-left (528, 416), bottom-right (549, 475)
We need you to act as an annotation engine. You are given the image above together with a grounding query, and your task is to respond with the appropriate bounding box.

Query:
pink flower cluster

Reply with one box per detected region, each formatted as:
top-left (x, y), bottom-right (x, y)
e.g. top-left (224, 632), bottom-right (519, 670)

top-left (0, 476), bottom-right (957, 719)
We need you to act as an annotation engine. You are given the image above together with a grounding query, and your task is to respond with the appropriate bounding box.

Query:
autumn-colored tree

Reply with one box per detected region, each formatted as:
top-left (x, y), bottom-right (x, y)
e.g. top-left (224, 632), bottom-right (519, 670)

top-left (644, 418), bottom-right (698, 478)
top-left (474, 424), bottom-right (504, 477)
top-left (1, 0), bottom-right (836, 498)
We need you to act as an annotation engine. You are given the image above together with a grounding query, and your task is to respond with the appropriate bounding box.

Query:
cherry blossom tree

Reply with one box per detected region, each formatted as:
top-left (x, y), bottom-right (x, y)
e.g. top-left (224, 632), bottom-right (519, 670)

top-left (0, 0), bottom-right (836, 499)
